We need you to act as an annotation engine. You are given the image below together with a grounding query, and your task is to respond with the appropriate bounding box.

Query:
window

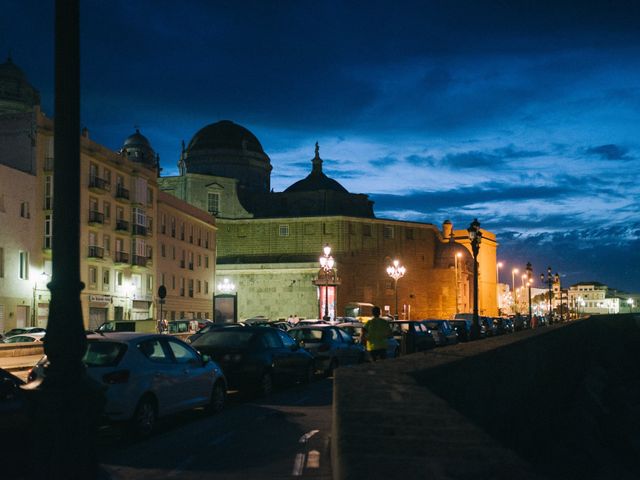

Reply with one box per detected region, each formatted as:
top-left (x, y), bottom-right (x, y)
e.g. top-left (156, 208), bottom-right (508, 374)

top-left (172, 275), bottom-right (176, 290)
top-left (205, 233), bottom-right (209, 248)
top-left (205, 256), bottom-right (209, 268)
top-left (88, 266), bottom-right (97, 287)
top-left (171, 218), bottom-right (176, 237)
top-left (103, 201), bottom-right (111, 222)
top-left (44, 175), bottom-right (53, 210)
top-left (197, 254), bottom-right (202, 267)
top-left (189, 225), bottom-right (194, 243)
top-left (279, 224), bottom-right (289, 237)
top-left (166, 339), bottom-right (198, 364)
top-left (405, 228), bottom-right (414, 240)
top-left (138, 339), bottom-right (170, 363)
top-left (116, 206), bottom-right (124, 221)
top-left (0, 247), bottom-right (4, 277)
top-left (44, 215), bottom-right (53, 249)
top-left (20, 202), bottom-right (30, 219)
top-left (207, 192), bottom-right (220, 214)
top-left (103, 168), bottom-right (111, 186)
top-left (116, 271), bottom-right (123, 286)
top-left (19, 251), bottom-right (29, 279)
top-left (161, 243), bottom-right (166, 257)
top-left (204, 281), bottom-right (209, 294)
top-left (197, 280), bottom-right (201, 294)
top-left (103, 235), bottom-right (111, 254)
top-left (160, 213), bottom-right (166, 234)
top-left (102, 269), bottom-right (110, 291)
top-left (132, 207), bottom-right (146, 227)
top-left (383, 226), bottom-right (394, 239)
top-left (180, 223), bottom-right (185, 240)
top-left (362, 224), bottom-right (372, 237)
top-left (180, 277), bottom-right (185, 296)
top-left (147, 187), bottom-right (153, 205)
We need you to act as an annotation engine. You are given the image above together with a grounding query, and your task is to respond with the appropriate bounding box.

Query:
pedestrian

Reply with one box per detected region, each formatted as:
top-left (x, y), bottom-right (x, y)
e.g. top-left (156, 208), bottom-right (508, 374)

top-left (360, 306), bottom-right (391, 361)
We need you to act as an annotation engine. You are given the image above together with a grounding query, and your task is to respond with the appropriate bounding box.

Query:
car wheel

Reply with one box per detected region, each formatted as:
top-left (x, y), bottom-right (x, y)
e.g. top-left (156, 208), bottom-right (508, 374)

top-left (131, 395), bottom-right (157, 438)
top-left (208, 381), bottom-right (226, 414)
top-left (260, 371), bottom-right (273, 397)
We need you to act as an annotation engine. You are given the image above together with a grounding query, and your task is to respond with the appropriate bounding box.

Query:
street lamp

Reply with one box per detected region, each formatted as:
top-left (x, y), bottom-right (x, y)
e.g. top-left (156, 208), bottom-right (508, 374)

top-left (319, 244), bottom-right (335, 321)
top-left (525, 262), bottom-right (533, 324)
top-left (124, 282), bottom-right (136, 320)
top-left (467, 218), bottom-right (482, 339)
top-left (386, 259), bottom-right (406, 319)
top-left (32, 271), bottom-right (51, 326)
top-left (496, 261), bottom-right (503, 315)
top-left (540, 266), bottom-right (554, 323)
top-left (454, 252), bottom-right (462, 314)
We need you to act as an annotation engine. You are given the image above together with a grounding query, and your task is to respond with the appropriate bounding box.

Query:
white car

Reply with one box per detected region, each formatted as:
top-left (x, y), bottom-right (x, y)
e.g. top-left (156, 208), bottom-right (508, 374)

top-left (3, 333), bottom-right (46, 343)
top-left (29, 332), bottom-right (226, 436)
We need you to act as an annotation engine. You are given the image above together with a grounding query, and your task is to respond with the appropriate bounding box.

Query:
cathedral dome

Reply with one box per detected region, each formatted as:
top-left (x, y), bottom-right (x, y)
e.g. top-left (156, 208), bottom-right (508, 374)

top-left (284, 143), bottom-right (348, 193)
top-left (434, 237), bottom-right (470, 269)
top-left (182, 120), bottom-right (272, 192)
top-left (186, 120), bottom-right (266, 155)
top-left (121, 128), bottom-right (157, 169)
top-left (0, 57), bottom-right (40, 113)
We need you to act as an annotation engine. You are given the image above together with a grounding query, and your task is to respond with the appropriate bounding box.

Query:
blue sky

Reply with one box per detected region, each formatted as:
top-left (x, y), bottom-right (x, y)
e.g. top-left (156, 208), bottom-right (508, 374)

top-left (2, 0), bottom-right (639, 292)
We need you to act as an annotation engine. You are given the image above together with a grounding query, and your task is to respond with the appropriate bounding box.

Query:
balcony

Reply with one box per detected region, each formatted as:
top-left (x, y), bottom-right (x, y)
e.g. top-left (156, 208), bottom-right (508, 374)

top-left (88, 210), bottom-right (105, 224)
top-left (89, 176), bottom-right (110, 192)
top-left (131, 255), bottom-right (147, 267)
top-left (43, 156), bottom-right (54, 172)
top-left (115, 185), bottom-right (130, 201)
top-left (88, 245), bottom-right (104, 258)
top-left (132, 224), bottom-right (147, 236)
top-left (115, 219), bottom-right (129, 232)
top-left (114, 251), bottom-right (129, 264)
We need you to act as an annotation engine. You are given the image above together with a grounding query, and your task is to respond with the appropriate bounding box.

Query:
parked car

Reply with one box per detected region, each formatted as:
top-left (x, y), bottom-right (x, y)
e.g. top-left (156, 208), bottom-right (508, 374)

top-left (420, 320), bottom-right (458, 346)
top-left (450, 319), bottom-right (472, 342)
top-left (482, 316), bottom-right (498, 336)
top-left (29, 332), bottom-right (226, 436)
top-left (191, 326), bottom-right (315, 396)
top-left (3, 333), bottom-right (45, 343)
top-left (389, 321), bottom-right (437, 353)
top-left (186, 322), bottom-right (241, 344)
top-left (3, 327), bottom-right (46, 338)
top-left (167, 319), bottom-right (201, 334)
top-left (496, 317), bottom-right (514, 334)
top-left (335, 322), bottom-right (400, 359)
top-left (288, 325), bottom-right (365, 375)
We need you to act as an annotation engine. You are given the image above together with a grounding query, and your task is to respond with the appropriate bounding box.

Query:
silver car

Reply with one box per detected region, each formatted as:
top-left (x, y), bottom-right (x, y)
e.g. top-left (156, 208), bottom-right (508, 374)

top-left (288, 325), bottom-right (365, 375)
top-left (29, 332), bottom-right (226, 436)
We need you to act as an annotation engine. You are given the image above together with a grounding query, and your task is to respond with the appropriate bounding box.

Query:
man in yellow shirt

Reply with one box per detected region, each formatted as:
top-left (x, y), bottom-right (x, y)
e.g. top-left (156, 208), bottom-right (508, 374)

top-left (361, 306), bottom-right (391, 361)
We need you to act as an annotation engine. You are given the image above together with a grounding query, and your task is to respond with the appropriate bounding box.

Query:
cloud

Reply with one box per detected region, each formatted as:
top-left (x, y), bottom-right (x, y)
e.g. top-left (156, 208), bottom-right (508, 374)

top-left (585, 144), bottom-right (630, 160)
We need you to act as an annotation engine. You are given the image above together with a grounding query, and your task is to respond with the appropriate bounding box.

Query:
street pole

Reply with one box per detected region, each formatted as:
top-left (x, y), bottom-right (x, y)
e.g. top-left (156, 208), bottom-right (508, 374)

top-left (386, 259), bottom-right (406, 320)
top-left (512, 268), bottom-right (518, 314)
top-left (526, 262), bottom-right (533, 325)
top-left (319, 244), bottom-right (334, 321)
top-left (24, 2), bottom-right (105, 477)
top-left (467, 219), bottom-right (482, 339)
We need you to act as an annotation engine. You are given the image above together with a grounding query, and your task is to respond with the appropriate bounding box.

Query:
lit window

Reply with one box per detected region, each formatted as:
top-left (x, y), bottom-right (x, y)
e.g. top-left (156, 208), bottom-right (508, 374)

top-left (383, 226), bottom-right (394, 239)
top-left (19, 251), bottom-right (29, 279)
top-left (207, 193), bottom-right (220, 214)
top-left (279, 224), bottom-right (289, 237)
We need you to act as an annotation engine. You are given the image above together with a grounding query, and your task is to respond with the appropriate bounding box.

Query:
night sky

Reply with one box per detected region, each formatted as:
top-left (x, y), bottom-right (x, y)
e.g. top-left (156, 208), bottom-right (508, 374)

top-left (2, 1), bottom-right (639, 292)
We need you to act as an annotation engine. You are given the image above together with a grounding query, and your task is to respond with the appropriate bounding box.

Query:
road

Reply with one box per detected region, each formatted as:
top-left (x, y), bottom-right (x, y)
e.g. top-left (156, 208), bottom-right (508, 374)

top-left (101, 376), bottom-right (333, 480)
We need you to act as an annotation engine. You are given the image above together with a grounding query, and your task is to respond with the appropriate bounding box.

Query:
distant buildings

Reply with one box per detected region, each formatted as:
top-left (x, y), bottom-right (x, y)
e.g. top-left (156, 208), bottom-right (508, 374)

top-left (0, 57), bottom-right (501, 332)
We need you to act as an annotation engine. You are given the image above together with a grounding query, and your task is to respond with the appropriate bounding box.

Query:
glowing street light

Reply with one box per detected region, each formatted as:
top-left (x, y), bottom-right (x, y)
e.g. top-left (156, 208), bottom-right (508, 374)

top-left (454, 252), bottom-right (462, 314)
top-left (627, 298), bottom-right (634, 313)
top-left (386, 259), bottom-right (406, 319)
top-left (217, 278), bottom-right (236, 293)
top-left (319, 244), bottom-right (335, 321)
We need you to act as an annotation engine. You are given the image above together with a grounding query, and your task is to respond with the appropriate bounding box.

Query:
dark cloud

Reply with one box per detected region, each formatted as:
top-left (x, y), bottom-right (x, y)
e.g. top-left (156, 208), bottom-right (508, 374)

top-left (369, 156), bottom-right (401, 168)
top-left (585, 144), bottom-right (630, 160)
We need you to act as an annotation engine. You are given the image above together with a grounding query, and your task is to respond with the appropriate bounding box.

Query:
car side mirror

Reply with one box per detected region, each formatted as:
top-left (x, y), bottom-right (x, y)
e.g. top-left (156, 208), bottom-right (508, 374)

top-left (201, 353), bottom-right (211, 364)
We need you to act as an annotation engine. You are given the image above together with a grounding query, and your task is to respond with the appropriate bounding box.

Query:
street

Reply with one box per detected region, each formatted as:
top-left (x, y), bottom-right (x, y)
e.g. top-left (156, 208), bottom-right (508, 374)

top-left (101, 377), bottom-right (333, 480)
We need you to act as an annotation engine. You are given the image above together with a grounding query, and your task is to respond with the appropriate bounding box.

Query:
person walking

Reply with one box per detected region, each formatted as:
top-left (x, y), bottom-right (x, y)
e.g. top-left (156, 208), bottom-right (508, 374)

top-left (360, 306), bottom-right (391, 361)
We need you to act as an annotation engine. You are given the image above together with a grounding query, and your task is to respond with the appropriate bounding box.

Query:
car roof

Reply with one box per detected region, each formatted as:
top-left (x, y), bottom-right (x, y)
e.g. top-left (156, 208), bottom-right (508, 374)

top-left (86, 332), bottom-right (174, 343)
top-left (290, 324), bottom-right (333, 330)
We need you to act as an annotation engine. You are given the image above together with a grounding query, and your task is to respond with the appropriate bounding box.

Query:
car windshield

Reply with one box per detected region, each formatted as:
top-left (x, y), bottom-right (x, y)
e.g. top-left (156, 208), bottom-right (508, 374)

top-left (290, 329), bottom-right (324, 343)
top-left (422, 321), bottom-right (441, 330)
top-left (83, 341), bottom-right (127, 367)
top-left (192, 330), bottom-right (254, 349)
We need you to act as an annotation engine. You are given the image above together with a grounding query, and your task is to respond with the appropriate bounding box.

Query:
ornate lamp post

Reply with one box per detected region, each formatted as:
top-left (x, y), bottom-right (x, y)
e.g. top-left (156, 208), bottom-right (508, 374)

top-left (467, 219), bottom-right (483, 339)
top-left (540, 266), bottom-right (554, 323)
top-left (386, 259), bottom-right (406, 319)
top-left (526, 262), bottom-right (533, 324)
top-left (319, 244), bottom-right (335, 321)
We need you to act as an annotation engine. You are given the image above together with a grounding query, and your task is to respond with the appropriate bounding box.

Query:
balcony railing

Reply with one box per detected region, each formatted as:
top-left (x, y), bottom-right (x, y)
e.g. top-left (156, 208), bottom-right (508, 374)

top-left (115, 185), bottom-right (130, 200)
top-left (88, 245), bottom-right (104, 258)
top-left (131, 255), bottom-right (147, 267)
top-left (89, 176), bottom-right (110, 191)
top-left (132, 224), bottom-right (147, 236)
top-left (88, 210), bottom-right (105, 224)
top-left (114, 251), bottom-right (129, 264)
top-left (115, 219), bottom-right (129, 232)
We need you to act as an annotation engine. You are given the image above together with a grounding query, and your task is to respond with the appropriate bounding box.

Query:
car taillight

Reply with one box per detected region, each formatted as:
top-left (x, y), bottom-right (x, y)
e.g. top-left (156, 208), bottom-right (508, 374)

top-left (318, 344), bottom-right (330, 352)
top-left (102, 370), bottom-right (130, 384)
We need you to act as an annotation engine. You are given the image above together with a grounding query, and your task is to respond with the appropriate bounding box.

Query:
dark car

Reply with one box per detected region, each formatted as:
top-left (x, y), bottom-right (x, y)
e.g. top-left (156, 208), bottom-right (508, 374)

top-left (191, 326), bottom-right (315, 396)
top-left (420, 320), bottom-right (458, 346)
top-left (450, 319), bottom-right (472, 342)
top-left (289, 325), bottom-right (365, 375)
top-left (481, 316), bottom-right (498, 336)
top-left (496, 317), bottom-right (514, 334)
top-left (389, 321), bottom-right (437, 354)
